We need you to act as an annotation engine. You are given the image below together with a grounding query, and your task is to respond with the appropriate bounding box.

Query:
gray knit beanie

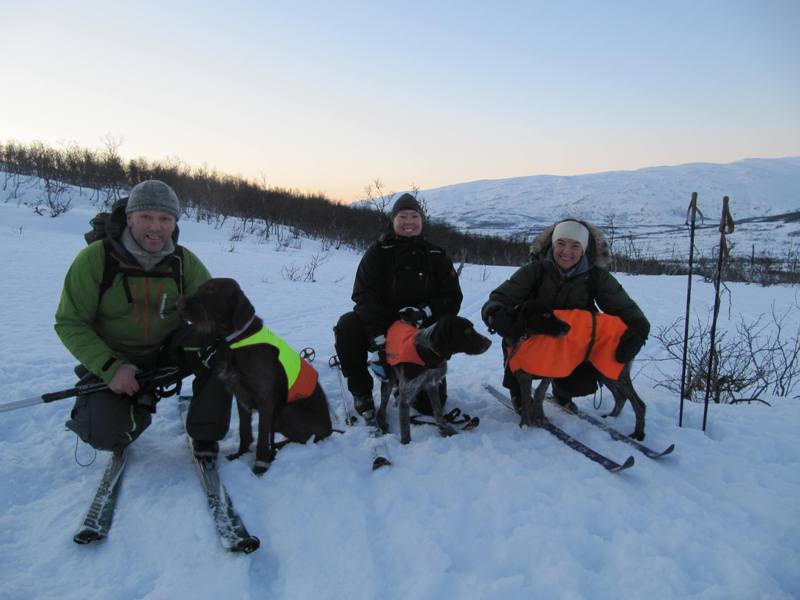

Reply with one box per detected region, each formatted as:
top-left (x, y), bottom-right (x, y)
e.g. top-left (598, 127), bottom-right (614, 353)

top-left (390, 193), bottom-right (423, 220)
top-left (126, 180), bottom-right (181, 219)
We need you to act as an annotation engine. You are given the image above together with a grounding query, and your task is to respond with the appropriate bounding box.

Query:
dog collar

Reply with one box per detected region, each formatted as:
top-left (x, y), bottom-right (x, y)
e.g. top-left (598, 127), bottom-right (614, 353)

top-left (224, 314), bottom-right (256, 344)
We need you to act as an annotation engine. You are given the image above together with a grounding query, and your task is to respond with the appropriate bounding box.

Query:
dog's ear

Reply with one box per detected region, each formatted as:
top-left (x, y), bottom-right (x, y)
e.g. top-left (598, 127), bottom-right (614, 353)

top-left (453, 316), bottom-right (492, 355)
top-left (229, 281), bottom-right (256, 331)
top-left (414, 315), bottom-right (449, 359)
top-left (426, 314), bottom-right (452, 350)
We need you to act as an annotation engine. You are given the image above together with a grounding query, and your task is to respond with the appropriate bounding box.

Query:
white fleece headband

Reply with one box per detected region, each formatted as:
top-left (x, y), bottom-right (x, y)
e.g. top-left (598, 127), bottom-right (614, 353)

top-left (552, 220), bottom-right (590, 252)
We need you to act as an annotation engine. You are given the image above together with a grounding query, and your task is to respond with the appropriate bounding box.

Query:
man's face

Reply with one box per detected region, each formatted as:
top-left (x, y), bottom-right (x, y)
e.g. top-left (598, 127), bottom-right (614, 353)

top-left (392, 209), bottom-right (423, 237)
top-left (553, 238), bottom-right (584, 271)
top-left (126, 210), bottom-right (177, 253)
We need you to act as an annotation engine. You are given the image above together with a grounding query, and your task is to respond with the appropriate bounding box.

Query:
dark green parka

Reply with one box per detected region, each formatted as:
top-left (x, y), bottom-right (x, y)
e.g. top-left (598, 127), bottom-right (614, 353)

top-left (54, 237), bottom-right (210, 383)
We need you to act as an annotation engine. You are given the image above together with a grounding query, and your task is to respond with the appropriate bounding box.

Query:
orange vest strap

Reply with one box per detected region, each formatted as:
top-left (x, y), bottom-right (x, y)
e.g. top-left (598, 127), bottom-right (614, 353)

top-left (288, 358), bottom-right (319, 403)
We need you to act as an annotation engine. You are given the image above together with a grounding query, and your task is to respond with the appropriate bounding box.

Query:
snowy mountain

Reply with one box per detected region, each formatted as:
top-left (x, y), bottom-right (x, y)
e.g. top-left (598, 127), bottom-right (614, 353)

top-left (416, 157), bottom-right (800, 257)
top-left (1, 181), bottom-right (799, 599)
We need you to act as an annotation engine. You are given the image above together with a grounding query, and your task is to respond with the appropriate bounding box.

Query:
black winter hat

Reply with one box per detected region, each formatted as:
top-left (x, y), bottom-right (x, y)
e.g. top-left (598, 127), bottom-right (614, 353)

top-left (390, 193), bottom-right (423, 220)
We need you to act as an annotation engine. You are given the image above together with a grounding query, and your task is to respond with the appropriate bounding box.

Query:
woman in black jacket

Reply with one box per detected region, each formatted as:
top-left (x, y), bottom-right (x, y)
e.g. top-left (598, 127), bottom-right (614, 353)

top-left (334, 194), bottom-right (463, 416)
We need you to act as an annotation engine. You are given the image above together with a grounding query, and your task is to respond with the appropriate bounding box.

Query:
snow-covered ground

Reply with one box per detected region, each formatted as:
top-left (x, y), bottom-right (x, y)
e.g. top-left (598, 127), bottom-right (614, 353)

top-left (1, 186), bottom-right (798, 599)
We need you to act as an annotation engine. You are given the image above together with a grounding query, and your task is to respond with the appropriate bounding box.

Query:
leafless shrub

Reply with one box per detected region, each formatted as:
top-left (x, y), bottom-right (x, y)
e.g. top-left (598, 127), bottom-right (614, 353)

top-left (364, 178), bottom-right (393, 231)
top-left (281, 263), bottom-right (302, 281)
top-left (280, 251), bottom-right (329, 283)
top-left (274, 227), bottom-right (291, 251)
top-left (229, 220), bottom-right (245, 242)
top-left (409, 183), bottom-right (429, 221)
top-left (652, 299), bottom-right (800, 403)
top-left (3, 171), bottom-right (33, 203)
top-left (303, 250), bottom-right (329, 282)
top-left (454, 248), bottom-right (467, 276)
top-left (34, 177), bottom-right (72, 217)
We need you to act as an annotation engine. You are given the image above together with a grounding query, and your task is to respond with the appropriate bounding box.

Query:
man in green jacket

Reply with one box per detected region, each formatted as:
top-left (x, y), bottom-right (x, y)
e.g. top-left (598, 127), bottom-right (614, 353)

top-left (482, 218), bottom-right (650, 410)
top-left (55, 180), bottom-right (231, 456)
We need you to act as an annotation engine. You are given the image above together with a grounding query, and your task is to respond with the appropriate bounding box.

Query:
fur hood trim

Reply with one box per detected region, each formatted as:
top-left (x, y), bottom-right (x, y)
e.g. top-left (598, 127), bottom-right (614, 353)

top-left (530, 219), bottom-right (611, 268)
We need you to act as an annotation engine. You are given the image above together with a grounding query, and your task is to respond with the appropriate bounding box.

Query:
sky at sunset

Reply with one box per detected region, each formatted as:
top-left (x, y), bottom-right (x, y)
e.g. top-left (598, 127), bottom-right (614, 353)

top-left (2, 0), bottom-right (799, 202)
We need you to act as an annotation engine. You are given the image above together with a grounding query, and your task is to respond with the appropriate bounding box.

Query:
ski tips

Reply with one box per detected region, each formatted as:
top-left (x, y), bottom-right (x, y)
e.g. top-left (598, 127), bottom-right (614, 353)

top-left (73, 530), bottom-right (105, 544)
top-left (610, 455), bottom-right (636, 473)
top-left (661, 444), bottom-right (676, 457)
top-left (372, 456), bottom-right (392, 470)
top-left (231, 536), bottom-right (261, 554)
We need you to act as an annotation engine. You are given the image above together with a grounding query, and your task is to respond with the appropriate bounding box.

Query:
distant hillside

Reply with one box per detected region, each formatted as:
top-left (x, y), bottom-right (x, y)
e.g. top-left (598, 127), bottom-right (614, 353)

top-left (415, 157), bottom-right (800, 258)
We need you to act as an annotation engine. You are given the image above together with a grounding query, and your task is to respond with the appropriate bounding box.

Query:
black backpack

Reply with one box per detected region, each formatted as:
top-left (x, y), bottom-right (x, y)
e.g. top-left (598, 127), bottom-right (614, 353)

top-left (84, 198), bottom-right (184, 302)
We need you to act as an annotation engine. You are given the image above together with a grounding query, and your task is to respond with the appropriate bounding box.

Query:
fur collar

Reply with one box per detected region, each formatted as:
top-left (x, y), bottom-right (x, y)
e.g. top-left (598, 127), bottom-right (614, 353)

top-left (529, 220), bottom-right (611, 268)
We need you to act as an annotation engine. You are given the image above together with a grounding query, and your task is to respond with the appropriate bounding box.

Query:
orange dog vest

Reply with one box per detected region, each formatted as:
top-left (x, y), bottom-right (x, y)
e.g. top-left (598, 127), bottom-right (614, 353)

top-left (287, 358), bottom-right (319, 403)
top-left (507, 309), bottom-right (627, 381)
top-left (385, 320), bottom-right (425, 367)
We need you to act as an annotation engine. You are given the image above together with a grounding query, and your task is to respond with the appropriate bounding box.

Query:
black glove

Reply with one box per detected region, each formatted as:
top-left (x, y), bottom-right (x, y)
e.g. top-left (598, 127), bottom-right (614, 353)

top-left (615, 329), bottom-right (645, 363)
top-left (487, 306), bottom-right (522, 338)
top-left (519, 300), bottom-right (570, 337)
top-left (398, 305), bottom-right (432, 327)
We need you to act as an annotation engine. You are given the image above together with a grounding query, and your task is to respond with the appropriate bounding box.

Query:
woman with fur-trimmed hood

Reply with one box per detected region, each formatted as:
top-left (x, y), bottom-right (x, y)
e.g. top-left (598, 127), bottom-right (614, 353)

top-left (481, 218), bottom-right (650, 408)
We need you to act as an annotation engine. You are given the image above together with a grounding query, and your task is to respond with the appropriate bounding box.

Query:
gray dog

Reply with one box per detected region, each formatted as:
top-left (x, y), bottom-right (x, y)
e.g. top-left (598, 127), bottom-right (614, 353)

top-left (377, 315), bottom-right (491, 444)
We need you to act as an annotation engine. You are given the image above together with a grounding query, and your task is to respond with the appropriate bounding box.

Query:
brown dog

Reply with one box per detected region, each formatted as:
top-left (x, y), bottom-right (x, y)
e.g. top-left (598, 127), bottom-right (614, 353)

top-left (377, 315), bottom-right (492, 444)
top-left (178, 278), bottom-right (332, 474)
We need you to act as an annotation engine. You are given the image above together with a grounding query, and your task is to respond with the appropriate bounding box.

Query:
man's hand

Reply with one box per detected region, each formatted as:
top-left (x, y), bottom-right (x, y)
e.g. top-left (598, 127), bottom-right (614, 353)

top-left (109, 364), bottom-right (140, 395)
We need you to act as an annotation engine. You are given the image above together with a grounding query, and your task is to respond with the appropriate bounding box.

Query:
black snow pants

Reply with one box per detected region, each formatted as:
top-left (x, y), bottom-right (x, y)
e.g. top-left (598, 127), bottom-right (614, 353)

top-left (66, 334), bottom-right (232, 454)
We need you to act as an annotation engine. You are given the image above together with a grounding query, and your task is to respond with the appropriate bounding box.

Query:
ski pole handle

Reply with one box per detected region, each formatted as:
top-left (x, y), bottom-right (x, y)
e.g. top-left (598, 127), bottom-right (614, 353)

top-left (0, 367), bottom-right (182, 414)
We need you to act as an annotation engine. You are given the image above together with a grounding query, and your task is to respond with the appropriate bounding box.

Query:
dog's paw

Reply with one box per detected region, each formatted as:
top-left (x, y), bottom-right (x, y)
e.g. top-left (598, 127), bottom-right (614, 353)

top-left (226, 447), bottom-right (249, 461)
top-left (252, 461), bottom-right (270, 475)
top-left (519, 416), bottom-right (549, 428)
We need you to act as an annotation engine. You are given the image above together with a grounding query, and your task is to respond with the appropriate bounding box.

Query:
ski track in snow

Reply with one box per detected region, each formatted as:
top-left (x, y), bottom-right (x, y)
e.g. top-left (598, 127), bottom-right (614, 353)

top-left (1, 185), bottom-right (799, 600)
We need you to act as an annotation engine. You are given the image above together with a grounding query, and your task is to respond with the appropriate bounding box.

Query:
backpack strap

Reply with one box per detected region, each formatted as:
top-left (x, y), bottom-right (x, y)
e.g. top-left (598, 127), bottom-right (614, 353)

top-left (99, 239), bottom-right (122, 302)
top-left (98, 240), bottom-right (185, 304)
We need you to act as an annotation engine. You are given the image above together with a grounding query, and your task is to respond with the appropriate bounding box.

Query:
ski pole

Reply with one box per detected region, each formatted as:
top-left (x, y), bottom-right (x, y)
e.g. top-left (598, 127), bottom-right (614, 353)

top-left (0, 367), bottom-right (182, 414)
top-left (679, 192), bottom-right (702, 427)
top-left (702, 196), bottom-right (734, 432)
top-left (328, 355), bottom-right (357, 425)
